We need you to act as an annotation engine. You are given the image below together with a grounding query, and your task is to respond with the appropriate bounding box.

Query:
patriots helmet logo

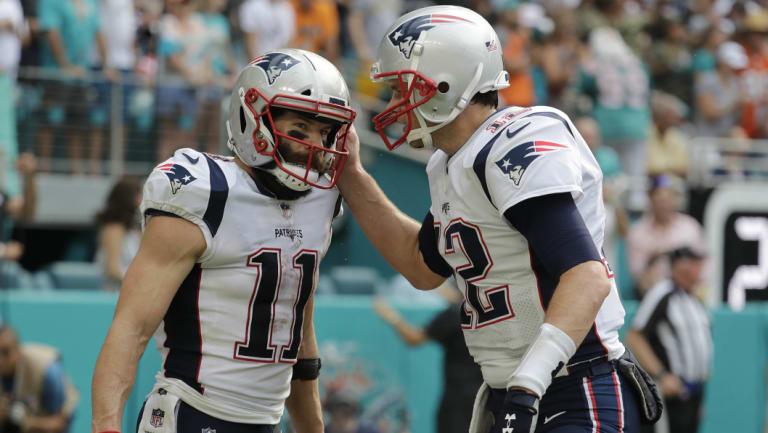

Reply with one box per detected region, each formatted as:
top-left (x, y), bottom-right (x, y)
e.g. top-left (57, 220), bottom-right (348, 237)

top-left (495, 141), bottom-right (568, 186)
top-left (388, 14), bottom-right (471, 59)
top-left (251, 52), bottom-right (300, 85)
top-left (157, 163), bottom-right (197, 194)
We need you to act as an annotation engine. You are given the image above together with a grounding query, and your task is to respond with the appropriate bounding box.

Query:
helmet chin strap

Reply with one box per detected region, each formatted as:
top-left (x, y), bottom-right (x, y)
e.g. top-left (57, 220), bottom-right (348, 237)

top-left (265, 163), bottom-right (315, 192)
top-left (225, 120), bottom-right (237, 153)
top-left (405, 63), bottom-right (484, 148)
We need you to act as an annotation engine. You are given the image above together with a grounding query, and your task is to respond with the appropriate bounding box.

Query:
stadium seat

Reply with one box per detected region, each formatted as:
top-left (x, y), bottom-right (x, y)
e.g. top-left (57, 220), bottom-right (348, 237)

top-left (0, 261), bottom-right (22, 289)
top-left (328, 266), bottom-right (384, 295)
top-left (47, 262), bottom-right (103, 290)
top-left (0, 261), bottom-right (55, 290)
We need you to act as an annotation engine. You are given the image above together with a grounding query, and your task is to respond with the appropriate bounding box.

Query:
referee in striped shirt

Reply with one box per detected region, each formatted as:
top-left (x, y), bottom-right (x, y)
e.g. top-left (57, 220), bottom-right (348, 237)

top-left (626, 246), bottom-right (712, 433)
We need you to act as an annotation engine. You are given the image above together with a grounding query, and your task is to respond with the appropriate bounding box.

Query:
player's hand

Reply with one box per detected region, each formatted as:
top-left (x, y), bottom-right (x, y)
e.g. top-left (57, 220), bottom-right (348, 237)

top-left (491, 389), bottom-right (539, 433)
top-left (340, 124), bottom-right (361, 170)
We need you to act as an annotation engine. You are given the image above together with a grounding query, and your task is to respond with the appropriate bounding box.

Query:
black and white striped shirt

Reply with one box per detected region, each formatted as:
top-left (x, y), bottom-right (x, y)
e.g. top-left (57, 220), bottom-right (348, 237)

top-left (631, 279), bottom-right (713, 383)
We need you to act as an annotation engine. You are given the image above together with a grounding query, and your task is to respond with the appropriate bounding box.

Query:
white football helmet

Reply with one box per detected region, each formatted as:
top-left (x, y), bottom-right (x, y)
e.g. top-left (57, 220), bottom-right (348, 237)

top-left (226, 48), bottom-right (356, 190)
top-left (371, 6), bottom-right (509, 150)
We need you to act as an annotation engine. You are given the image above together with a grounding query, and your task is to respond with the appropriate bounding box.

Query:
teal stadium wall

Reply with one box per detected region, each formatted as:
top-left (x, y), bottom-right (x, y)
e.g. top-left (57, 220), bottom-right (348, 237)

top-left (3, 290), bottom-right (767, 433)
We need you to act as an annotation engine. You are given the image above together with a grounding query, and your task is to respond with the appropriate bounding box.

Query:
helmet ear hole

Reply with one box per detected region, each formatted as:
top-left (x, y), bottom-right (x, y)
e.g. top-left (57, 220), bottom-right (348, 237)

top-left (239, 107), bottom-right (247, 133)
top-left (438, 81), bottom-right (450, 93)
top-left (301, 89), bottom-right (311, 96)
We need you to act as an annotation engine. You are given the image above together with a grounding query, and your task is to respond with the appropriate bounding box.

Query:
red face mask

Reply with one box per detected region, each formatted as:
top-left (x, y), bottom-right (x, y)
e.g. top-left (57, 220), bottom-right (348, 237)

top-left (242, 87), bottom-right (357, 189)
top-left (371, 70), bottom-right (437, 150)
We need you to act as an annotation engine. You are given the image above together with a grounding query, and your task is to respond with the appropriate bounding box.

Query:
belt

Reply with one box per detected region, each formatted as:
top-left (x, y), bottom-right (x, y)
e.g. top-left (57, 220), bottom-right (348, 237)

top-left (554, 356), bottom-right (615, 379)
top-left (489, 357), bottom-right (617, 394)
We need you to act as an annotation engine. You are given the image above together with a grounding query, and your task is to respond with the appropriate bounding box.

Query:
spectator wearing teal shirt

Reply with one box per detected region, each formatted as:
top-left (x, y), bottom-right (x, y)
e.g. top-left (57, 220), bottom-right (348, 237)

top-left (691, 21), bottom-right (732, 74)
top-left (36, 0), bottom-right (115, 174)
top-left (575, 27), bottom-right (651, 211)
top-left (155, 0), bottom-right (212, 161)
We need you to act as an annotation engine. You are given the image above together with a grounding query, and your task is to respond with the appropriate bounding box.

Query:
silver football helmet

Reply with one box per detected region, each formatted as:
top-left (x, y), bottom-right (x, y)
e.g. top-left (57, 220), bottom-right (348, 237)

top-left (226, 48), bottom-right (356, 190)
top-left (371, 6), bottom-right (509, 150)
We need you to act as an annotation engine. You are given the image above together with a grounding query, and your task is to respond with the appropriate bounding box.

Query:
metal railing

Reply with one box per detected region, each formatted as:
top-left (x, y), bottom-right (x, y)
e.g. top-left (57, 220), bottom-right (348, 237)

top-left (688, 137), bottom-right (768, 188)
top-left (13, 66), bottom-right (430, 181)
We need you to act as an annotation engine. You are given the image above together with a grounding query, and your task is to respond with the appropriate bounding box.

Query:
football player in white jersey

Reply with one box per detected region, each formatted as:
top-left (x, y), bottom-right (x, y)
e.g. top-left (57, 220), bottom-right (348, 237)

top-left (91, 49), bottom-right (356, 433)
top-left (338, 6), bottom-right (661, 433)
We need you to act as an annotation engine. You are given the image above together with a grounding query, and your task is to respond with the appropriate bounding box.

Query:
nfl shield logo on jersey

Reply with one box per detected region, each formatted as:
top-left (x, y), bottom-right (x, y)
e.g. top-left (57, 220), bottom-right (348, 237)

top-left (150, 408), bottom-right (164, 428)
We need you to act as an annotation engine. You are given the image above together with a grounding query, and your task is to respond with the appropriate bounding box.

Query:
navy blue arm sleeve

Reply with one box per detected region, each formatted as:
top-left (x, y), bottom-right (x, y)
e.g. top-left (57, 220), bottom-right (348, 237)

top-left (503, 193), bottom-right (601, 278)
top-left (418, 212), bottom-right (453, 277)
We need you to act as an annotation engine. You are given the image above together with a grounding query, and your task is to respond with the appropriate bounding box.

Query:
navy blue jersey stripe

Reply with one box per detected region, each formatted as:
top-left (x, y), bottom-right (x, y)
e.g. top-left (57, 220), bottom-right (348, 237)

top-left (521, 111), bottom-right (574, 137)
top-left (472, 122), bottom-right (530, 209)
top-left (144, 208), bottom-right (183, 219)
top-left (572, 325), bottom-right (610, 363)
top-left (418, 211), bottom-right (453, 277)
top-left (203, 155), bottom-right (229, 237)
top-left (504, 193), bottom-right (601, 278)
top-left (163, 263), bottom-right (204, 393)
top-left (528, 244), bottom-right (557, 309)
top-left (332, 193), bottom-right (343, 219)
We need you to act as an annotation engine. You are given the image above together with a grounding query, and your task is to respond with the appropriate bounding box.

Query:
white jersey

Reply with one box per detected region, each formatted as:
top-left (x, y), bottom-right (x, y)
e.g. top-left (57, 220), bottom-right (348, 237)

top-left (140, 149), bottom-right (340, 424)
top-left (425, 106), bottom-right (626, 389)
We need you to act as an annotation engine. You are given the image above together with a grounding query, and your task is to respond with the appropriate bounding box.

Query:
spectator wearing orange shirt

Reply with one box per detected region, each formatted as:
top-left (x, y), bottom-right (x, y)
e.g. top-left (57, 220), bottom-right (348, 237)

top-left (495, 0), bottom-right (535, 108)
top-left (290, 0), bottom-right (339, 64)
top-left (739, 8), bottom-right (768, 138)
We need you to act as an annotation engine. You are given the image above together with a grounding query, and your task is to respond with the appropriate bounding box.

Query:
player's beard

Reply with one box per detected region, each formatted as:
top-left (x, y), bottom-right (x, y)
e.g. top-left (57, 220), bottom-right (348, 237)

top-left (280, 130), bottom-right (330, 172)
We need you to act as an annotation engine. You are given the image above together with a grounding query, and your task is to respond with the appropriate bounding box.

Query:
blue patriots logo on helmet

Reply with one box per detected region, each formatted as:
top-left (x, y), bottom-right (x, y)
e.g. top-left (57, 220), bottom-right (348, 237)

top-left (157, 163), bottom-right (197, 194)
top-left (388, 14), bottom-right (472, 59)
top-left (252, 52), bottom-right (300, 85)
top-left (495, 140), bottom-right (568, 186)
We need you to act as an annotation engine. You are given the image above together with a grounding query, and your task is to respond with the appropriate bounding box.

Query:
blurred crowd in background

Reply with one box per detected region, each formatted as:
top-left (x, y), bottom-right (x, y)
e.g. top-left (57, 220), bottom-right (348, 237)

top-left (1, 0), bottom-right (767, 300)
top-left (1, 0), bottom-right (768, 177)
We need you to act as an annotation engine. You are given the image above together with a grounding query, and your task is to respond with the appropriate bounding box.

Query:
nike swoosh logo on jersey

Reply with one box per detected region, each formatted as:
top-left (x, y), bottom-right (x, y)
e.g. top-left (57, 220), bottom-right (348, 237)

top-left (543, 411), bottom-right (567, 424)
top-left (506, 122), bottom-right (531, 139)
top-left (182, 153), bottom-right (199, 164)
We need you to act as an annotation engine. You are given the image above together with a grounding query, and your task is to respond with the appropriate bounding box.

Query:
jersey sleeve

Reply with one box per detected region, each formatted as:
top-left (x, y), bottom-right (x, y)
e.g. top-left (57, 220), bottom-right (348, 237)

top-left (483, 113), bottom-right (583, 215)
top-left (140, 148), bottom-right (220, 261)
top-left (418, 211), bottom-right (453, 278)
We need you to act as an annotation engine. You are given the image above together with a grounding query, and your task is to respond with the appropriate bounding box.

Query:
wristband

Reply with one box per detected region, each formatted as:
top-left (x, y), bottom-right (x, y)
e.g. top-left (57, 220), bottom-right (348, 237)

top-left (292, 358), bottom-right (321, 380)
top-left (507, 323), bottom-right (576, 397)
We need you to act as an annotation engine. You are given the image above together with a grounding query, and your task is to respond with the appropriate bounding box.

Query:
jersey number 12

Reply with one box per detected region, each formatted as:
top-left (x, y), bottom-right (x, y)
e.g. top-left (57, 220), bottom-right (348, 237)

top-left (443, 219), bottom-right (515, 329)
